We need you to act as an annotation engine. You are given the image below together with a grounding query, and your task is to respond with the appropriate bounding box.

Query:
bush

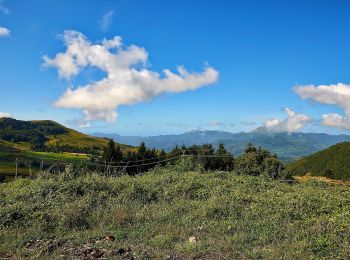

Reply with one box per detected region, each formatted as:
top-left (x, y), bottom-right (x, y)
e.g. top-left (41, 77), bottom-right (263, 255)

top-left (167, 157), bottom-right (204, 173)
top-left (234, 144), bottom-right (287, 179)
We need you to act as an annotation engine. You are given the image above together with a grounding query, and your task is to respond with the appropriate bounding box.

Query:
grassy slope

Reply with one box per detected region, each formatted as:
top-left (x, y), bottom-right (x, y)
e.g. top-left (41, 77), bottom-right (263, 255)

top-left (0, 168), bottom-right (349, 259)
top-left (0, 117), bottom-right (132, 153)
top-left (45, 126), bottom-right (108, 150)
top-left (0, 140), bottom-right (92, 180)
top-left (287, 142), bottom-right (350, 180)
top-left (0, 119), bottom-right (134, 179)
top-left (28, 119), bottom-right (131, 152)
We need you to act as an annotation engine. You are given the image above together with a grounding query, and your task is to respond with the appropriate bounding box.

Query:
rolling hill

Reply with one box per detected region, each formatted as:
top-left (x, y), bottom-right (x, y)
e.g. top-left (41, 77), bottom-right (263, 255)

top-left (287, 142), bottom-right (350, 180)
top-left (0, 117), bottom-right (133, 153)
top-left (0, 118), bottom-right (132, 180)
top-left (93, 127), bottom-right (350, 162)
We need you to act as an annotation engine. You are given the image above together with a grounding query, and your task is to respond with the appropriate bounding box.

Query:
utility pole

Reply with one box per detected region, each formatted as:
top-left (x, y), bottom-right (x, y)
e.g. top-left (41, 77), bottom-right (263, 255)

top-left (182, 149), bottom-right (186, 162)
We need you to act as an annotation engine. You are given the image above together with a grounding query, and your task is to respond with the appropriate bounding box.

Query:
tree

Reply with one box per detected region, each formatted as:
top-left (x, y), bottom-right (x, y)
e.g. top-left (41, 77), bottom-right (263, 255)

top-left (159, 149), bottom-right (167, 166)
top-left (245, 143), bottom-right (257, 153)
top-left (234, 143), bottom-right (286, 179)
top-left (102, 139), bottom-right (123, 162)
top-left (215, 143), bottom-right (234, 171)
top-left (114, 144), bottom-right (123, 162)
top-left (103, 139), bottom-right (116, 162)
top-left (137, 142), bottom-right (147, 160)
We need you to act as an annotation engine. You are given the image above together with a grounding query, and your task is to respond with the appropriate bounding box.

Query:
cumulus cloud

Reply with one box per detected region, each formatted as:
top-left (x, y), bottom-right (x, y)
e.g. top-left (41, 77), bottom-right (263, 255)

top-left (43, 31), bottom-right (219, 123)
top-left (0, 26), bottom-right (10, 37)
top-left (264, 108), bottom-right (311, 132)
top-left (100, 11), bottom-right (114, 31)
top-left (0, 112), bottom-right (12, 118)
top-left (295, 83), bottom-right (350, 130)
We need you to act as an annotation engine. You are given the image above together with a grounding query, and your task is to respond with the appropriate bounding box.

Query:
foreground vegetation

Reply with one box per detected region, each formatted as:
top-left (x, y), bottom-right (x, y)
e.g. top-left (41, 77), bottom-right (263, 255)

top-left (0, 163), bottom-right (349, 259)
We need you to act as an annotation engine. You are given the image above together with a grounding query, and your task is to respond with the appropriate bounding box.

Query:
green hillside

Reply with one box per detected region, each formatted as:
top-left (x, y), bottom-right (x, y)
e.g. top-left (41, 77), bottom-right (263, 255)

top-left (0, 117), bottom-right (113, 153)
top-left (287, 142), bottom-right (350, 180)
top-left (0, 118), bottom-right (133, 180)
top-left (0, 167), bottom-right (349, 259)
top-left (0, 140), bottom-right (91, 181)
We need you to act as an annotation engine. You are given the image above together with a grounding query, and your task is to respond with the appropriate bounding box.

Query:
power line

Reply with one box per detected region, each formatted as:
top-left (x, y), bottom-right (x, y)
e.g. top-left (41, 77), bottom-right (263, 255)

top-left (15, 153), bottom-right (233, 170)
top-left (95, 149), bottom-right (220, 165)
top-left (107, 154), bottom-right (232, 169)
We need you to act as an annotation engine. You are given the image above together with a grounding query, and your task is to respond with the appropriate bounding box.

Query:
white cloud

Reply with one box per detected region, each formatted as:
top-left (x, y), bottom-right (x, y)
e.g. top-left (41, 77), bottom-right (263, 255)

top-left (0, 26), bottom-right (10, 37)
top-left (100, 11), bottom-right (114, 31)
top-left (43, 31), bottom-right (219, 123)
top-left (66, 118), bottom-right (91, 129)
top-left (0, 112), bottom-right (12, 118)
top-left (264, 108), bottom-right (311, 132)
top-left (295, 83), bottom-right (350, 130)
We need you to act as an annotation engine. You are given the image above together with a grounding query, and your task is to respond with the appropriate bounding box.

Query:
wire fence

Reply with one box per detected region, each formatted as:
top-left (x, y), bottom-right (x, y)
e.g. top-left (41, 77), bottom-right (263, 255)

top-left (11, 152), bottom-right (234, 179)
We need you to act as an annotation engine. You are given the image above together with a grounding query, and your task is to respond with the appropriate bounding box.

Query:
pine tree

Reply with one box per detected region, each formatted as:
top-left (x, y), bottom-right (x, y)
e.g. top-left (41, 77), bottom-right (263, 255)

top-left (103, 139), bottom-right (116, 162)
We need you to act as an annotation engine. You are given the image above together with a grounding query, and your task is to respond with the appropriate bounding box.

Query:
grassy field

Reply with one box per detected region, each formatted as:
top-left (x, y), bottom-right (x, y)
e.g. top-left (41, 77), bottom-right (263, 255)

top-left (0, 149), bottom-right (91, 181)
top-left (0, 165), bottom-right (349, 259)
top-left (0, 118), bottom-right (136, 180)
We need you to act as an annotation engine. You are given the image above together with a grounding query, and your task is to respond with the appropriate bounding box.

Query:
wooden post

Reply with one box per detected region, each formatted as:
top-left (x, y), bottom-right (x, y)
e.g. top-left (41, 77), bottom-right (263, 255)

top-left (40, 160), bottom-right (43, 172)
top-left (28, 161), bottom-right (31, 178)
top-left (15, 158), bottom-right (18, 179)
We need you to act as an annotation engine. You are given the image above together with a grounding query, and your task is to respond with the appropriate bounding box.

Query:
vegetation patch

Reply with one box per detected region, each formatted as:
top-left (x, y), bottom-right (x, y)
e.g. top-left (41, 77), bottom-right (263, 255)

top-left (0, 165), bottom-right (349, 259)
top-left (288, 141), bottom-right (350, 180)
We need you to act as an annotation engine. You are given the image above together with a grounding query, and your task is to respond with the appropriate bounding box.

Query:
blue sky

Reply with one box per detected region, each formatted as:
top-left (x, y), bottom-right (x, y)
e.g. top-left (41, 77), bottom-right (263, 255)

top-left (1, 0), bottom-right (350, 135)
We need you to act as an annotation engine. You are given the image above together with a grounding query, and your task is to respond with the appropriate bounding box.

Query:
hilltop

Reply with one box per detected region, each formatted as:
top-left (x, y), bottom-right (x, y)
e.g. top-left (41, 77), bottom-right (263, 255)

top-left (0, 117), bottom-right (133, 153)
top-left (93, 128), bottom-right (350, 162)
top-left (0, 118), bottom-right (133, 180)
top-left (287, 142), bottom-right (350, 180)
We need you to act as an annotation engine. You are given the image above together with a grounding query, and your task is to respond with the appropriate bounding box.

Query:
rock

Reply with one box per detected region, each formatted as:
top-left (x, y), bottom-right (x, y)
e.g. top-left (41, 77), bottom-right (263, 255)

top-left (90, 248), bottom-right (104, 258)
top-left (104, 235), bottom-right (115, 242)
top-left (188, 236), bottom-right (197, 243)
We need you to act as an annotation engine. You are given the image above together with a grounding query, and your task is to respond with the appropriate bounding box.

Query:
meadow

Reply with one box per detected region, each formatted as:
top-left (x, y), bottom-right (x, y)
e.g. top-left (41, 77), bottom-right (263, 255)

top-left (0, 163), bottom-right (349, 259)
top-left (0, 149), bottom-right (90, 181)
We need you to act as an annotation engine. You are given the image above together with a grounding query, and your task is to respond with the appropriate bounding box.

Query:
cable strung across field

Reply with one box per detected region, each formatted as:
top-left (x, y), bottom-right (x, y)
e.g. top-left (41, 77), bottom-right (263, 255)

top-left (92, 149), bottom-right (217, 165)
top-left (105, 154), bottom-right (233, 169)
top-left (14, 150), bottom-right (234, 172)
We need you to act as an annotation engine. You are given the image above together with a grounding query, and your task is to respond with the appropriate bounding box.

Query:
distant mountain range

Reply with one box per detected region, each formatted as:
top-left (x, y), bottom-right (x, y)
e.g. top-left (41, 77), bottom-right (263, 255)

top-left (92, 127), bottom-right (350, 162)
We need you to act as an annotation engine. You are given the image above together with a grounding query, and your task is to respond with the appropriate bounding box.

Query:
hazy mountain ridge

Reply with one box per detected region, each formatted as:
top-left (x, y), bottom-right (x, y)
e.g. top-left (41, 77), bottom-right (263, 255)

top-left (92, 128), bottom-right (350, 162)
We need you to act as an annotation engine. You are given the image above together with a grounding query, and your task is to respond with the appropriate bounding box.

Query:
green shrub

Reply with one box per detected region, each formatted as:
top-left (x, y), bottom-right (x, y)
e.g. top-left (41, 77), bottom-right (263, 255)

top-left (234, 144), bottom-right (287, 179)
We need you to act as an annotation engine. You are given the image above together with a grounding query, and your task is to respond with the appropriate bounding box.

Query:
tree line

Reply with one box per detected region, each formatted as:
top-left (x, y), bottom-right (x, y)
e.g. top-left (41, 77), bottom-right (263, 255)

top-left (102, 139), bottom-right (289, 178)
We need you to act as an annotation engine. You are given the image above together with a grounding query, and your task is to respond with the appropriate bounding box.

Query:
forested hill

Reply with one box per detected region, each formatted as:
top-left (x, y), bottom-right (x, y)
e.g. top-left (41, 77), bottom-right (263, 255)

top-left (93, 128), bottom-right (350, 162)
top-left (0, 117), bottom-right (130, 154)
top-left (287, 142), bottom-right (350, 180)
